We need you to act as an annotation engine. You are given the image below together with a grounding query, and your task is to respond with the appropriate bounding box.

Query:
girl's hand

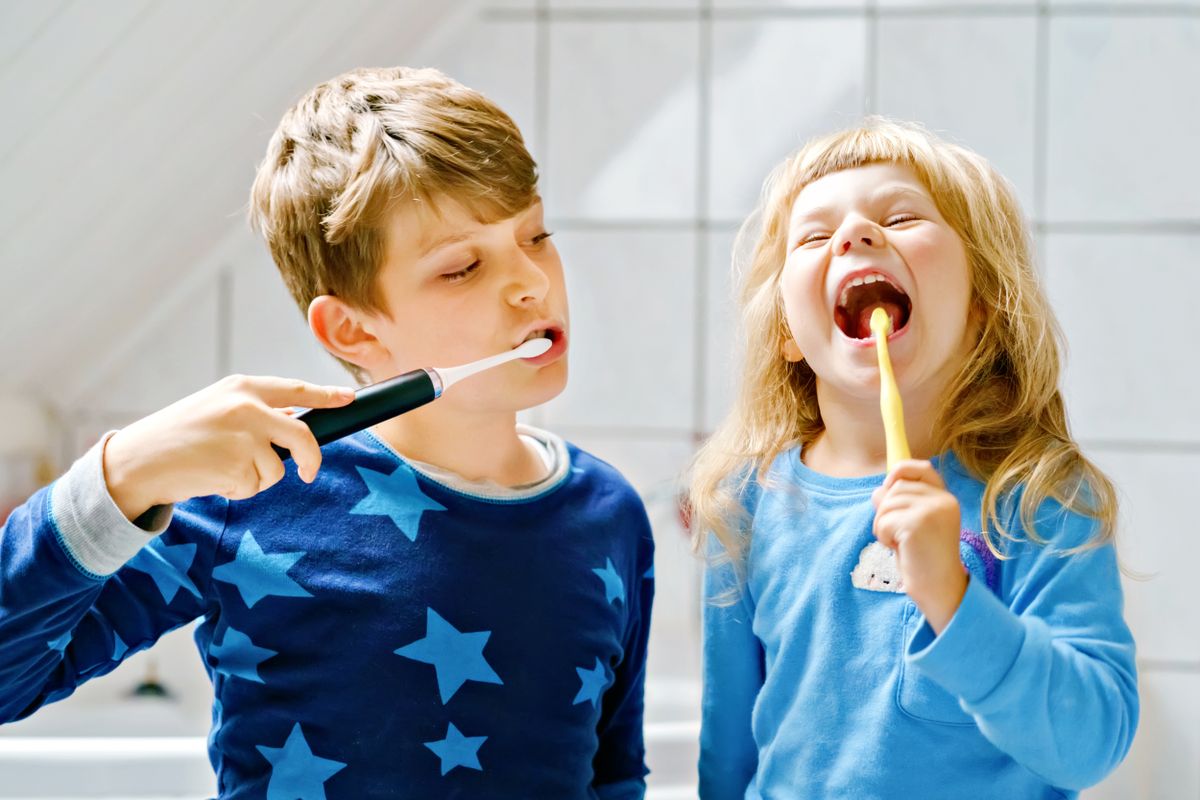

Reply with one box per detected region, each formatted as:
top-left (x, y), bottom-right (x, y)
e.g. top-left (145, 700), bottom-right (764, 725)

top-left (871, 459), bottom-right (967, 633)
top-left (103, 375), bottom-right (356, 523)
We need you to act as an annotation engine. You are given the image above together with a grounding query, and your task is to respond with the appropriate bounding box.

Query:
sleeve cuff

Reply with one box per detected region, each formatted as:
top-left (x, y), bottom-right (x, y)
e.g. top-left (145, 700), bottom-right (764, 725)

top-left (48, 430), bottom-right (173, 577)
top-left (905, 575), bottom-right (1026, 705)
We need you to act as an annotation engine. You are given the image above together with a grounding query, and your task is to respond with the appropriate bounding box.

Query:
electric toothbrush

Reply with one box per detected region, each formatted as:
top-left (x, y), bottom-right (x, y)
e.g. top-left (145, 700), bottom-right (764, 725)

top-left (272, 337), bottom-right (553, 462)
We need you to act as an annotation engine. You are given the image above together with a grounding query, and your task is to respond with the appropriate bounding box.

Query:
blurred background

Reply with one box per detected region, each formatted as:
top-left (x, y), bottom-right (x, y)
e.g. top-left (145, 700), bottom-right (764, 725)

top-left (1, 0), bottom-right (1197, 797)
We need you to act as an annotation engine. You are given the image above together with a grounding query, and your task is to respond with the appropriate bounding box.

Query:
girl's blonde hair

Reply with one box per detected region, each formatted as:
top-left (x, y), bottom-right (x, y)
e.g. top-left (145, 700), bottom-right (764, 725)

top-left (689, 118), bottom-right (1116, 563)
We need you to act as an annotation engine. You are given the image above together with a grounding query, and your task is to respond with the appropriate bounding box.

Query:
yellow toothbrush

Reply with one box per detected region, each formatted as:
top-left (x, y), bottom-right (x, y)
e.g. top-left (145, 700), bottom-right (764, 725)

top-left (870, 307), bottom-right (910, 470)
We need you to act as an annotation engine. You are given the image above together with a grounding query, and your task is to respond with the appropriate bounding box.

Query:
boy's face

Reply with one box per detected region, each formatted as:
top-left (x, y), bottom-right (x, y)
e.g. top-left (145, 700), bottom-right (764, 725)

top-left (779, 162), bottom-right (976, 404)
top-left (361, 198), bottom-right (569, 414)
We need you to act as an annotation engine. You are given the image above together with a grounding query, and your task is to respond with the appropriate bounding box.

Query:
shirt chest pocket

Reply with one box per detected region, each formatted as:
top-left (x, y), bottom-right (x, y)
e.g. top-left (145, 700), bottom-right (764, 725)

top-left (895, 601), bottom-right (976, 727)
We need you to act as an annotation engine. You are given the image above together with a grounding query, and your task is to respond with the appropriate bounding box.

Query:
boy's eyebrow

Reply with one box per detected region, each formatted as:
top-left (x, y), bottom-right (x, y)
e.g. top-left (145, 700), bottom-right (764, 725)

top-left (419, 231), bottom-right (473, 257)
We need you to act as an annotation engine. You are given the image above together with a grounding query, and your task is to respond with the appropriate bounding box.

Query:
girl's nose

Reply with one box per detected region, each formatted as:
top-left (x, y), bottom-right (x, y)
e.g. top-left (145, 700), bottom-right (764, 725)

top-left (837, 219), bottom-right (884, 255)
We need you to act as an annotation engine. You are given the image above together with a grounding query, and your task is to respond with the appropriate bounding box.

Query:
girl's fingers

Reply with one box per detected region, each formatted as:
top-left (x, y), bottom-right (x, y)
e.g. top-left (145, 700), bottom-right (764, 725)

top-left (880, 459), bottom-right (944, 492)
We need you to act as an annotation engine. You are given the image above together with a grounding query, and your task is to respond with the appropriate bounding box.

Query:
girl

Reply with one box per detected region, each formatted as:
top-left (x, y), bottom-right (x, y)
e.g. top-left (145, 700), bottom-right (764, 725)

top-left (690, 119), bottom-right (1137, 798)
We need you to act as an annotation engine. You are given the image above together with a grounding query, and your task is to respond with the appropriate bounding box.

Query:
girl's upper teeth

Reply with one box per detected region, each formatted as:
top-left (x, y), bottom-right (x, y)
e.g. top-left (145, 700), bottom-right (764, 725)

top-left (839, 273), bottom-right (900, 307)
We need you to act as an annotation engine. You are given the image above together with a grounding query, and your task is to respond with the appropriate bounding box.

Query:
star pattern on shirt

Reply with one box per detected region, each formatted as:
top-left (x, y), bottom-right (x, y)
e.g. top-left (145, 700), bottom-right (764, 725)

top-left (592, 558), bottom-right (625, 605)
top-left (210, 623), bottom-right (277, 683)
top-left (573, 658), bottom-right (609, 708)
top-left (350, 464), bottom-right (447, 542)
top-left (395, 608), bottom-right (503, 703)
top-left (127, 540), bottom-right (201, 603)
top-left (256, 723), bottom-right (347, 800)
top-left (47, 631), bottom-right (72, 652)
top-left (212, 530), bottom-right (313, 609)
top-left (425, 722), bottom-right (487, 776)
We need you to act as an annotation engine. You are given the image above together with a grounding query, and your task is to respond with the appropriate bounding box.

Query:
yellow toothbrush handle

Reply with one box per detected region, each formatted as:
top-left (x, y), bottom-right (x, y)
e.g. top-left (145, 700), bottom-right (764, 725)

top-left (870, 308), bottom-right (910, 470)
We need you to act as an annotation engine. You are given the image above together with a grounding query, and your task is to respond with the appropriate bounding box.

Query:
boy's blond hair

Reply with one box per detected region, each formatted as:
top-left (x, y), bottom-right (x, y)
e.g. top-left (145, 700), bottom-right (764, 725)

top-left (690, 118), bottom-right (1117, 565)
top-left (249, 66), bottom-right (539, 381)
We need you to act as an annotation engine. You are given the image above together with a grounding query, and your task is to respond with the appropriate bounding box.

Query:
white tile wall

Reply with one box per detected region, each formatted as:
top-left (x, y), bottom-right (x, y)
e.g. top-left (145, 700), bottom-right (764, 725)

top-left (708, 16), bottom-right (868, 221)
top-left (1091, 450), bottom-right (1200, 665)
top-left (875, 13), bottom-right (1038, 213)
top-left (541, 229), bottom-right (698, 430)
top-left (545, 19), bottom-right (701, 220)
top-left (703, 228), bottom-right (740, 433)
top-left (1043, 233), bottom-right (1200, 444)
top-left (1045, 16), bottom-right (1200, 222)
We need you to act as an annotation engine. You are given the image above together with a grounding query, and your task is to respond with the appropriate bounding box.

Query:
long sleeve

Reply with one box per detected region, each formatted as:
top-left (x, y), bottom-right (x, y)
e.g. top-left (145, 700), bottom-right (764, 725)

top-left (592, 522), bottom-right (655, 800)
top-left (698, 547), bottom-right (763, 800)
top-left (0, 435), bottom-right (226, 723)
top-left (906, 501), bottom-right (1138, 790)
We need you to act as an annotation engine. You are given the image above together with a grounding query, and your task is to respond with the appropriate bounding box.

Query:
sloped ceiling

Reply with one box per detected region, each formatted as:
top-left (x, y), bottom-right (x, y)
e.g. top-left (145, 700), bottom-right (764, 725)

top-left (0, 0), bottom-right (471, 402)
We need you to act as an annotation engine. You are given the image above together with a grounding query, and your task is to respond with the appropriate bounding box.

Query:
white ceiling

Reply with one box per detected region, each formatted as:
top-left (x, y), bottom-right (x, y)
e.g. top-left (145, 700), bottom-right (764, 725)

top-left (0, 0), bottom-right (471, 401)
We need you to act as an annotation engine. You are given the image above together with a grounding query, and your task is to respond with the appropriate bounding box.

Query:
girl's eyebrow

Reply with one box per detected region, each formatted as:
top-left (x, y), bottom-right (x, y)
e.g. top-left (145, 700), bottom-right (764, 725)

top-left (791, 184), bottom-right (930, 226)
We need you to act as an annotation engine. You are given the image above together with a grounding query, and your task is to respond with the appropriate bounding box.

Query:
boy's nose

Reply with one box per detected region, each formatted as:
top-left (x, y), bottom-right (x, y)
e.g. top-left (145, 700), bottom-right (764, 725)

top-left (505, 254), bottom-right (550, 306)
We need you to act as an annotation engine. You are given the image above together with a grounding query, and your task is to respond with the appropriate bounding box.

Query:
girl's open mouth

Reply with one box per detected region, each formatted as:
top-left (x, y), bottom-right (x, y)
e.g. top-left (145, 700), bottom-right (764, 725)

top-left (834, 273), bottom-right (912, 340)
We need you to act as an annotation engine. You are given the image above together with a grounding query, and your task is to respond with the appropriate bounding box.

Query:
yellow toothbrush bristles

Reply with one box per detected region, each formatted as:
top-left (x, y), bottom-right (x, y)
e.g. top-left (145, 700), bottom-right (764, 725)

top-left (870, 307), bottom-right (910, 470)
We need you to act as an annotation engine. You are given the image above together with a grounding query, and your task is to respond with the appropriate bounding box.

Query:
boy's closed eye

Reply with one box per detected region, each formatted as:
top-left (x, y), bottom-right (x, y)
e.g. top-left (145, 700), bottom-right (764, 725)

top-left (438, 230), bottom-right (555, 283)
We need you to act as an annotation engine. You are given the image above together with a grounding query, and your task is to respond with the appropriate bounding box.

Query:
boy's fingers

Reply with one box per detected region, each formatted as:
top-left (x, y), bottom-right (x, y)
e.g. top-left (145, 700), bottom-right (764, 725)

top-left (265, 412), bottom-right (324, 482)
top-left (236, 375), bottom-right (356, 409)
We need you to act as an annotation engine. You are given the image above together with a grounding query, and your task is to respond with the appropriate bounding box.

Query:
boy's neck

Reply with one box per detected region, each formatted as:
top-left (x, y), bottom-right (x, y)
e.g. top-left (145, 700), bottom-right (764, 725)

top-left (369, 403), bottom-right (547, 487)
top-left (803, 380), bottom-right (941, 478)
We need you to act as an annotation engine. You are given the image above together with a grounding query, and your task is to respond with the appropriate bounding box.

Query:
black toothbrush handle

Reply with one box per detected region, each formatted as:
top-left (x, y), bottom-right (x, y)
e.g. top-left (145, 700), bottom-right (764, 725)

top-left (272, 369), bottom-right (438, 462)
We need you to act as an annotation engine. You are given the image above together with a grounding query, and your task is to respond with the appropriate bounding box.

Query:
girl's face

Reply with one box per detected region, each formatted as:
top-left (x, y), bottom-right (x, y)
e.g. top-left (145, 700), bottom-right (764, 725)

top-left (780, 162), bottom-right (976, 404)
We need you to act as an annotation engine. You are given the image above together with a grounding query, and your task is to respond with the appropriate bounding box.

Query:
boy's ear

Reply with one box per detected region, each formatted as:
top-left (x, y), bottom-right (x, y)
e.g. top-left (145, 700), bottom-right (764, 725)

top-left (308, 296), bottom-right (391, 371)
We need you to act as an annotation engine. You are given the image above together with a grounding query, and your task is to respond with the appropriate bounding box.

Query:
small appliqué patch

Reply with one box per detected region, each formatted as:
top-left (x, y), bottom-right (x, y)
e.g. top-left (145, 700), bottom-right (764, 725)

top-left (850, 541), bottom-right (905, 593)
top-left (851, 530), bottom-right (1000, 594)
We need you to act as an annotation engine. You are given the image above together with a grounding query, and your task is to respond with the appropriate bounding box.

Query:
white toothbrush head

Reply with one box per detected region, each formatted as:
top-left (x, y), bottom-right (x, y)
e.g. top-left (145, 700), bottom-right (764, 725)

top-left (514, 337), bottom-right (553, 358)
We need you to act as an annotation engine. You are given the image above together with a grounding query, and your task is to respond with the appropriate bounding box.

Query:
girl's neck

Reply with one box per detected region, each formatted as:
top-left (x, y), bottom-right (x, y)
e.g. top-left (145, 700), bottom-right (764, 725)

top-left (370, 403), bottom-right (547, 487)
top-left (802, 379), bottom-right (942, 478)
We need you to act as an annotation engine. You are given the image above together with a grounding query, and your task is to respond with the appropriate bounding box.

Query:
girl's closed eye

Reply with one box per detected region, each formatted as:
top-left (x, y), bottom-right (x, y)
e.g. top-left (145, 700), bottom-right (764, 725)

top-left (884, 214), bottom-right (919, 227)
top-left (528, 230), bottom-right (554, 247)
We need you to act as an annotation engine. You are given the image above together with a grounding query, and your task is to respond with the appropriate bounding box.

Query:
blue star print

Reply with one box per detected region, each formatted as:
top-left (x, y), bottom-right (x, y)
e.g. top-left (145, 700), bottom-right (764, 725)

top-left (425, 723), bottom-right (487, 776)
top-left (47, 631), bottom-right (72, 652)
top-left (574, 658), bottom-right (609, 708)
top-left (395, 608), bottom-right (503, 703)
top-left (256, 723), bottom-right (346, 800)
top-left (127, 540), bottom-right (200, 603)
top-left (212, 530), bottom-right (312, 609)
top-left (592, 558), bottom-right (625, 604)
top-left (350, 464), bottom-right (447, 542)
top-left (210, 624), bottom-right (277, 683)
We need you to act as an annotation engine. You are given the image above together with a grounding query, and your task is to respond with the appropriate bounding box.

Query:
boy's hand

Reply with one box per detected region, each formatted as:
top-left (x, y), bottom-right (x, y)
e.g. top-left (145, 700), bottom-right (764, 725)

top-left (103, 375), bottom-right (355, 522)
top-left (870, 459), bottom-right (967, 633)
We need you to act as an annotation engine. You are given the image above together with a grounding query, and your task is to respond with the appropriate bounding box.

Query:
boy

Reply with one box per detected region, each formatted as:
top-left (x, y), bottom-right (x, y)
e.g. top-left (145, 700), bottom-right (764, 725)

top-left (0, 67), bottom-right (654, 799)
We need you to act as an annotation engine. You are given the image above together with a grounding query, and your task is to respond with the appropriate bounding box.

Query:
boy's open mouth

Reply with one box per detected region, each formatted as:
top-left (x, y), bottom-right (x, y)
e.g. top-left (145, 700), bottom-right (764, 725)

top-left (834, 273), bottom-right (912, 339)
top-left (522, 328), bottom-right (560, 345)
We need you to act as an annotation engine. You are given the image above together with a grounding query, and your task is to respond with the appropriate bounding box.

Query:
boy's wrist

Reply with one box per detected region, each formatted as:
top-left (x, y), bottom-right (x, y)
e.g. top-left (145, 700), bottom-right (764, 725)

top-left (103, 429), bottom-right (162, 522)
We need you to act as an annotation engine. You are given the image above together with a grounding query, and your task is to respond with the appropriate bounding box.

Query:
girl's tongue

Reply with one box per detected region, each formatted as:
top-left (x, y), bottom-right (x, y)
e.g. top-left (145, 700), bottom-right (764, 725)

top-left (835, 278), bottom-right (912, 340)
top-left (855, 302), bottom-right (904, 339)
